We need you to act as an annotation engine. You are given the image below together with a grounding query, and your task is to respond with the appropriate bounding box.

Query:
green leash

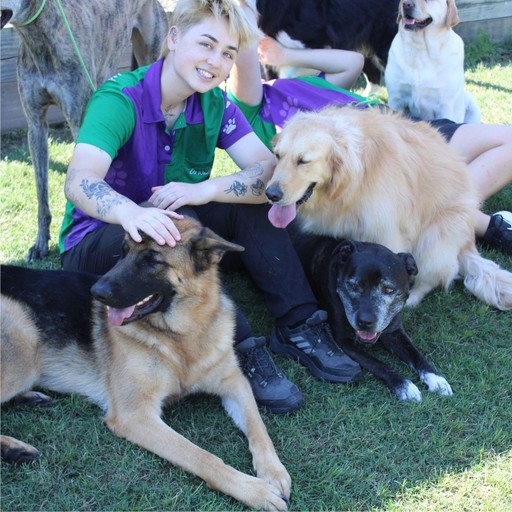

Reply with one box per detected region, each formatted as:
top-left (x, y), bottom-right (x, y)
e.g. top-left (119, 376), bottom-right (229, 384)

top-left (16, 0), bottom-right (97, 93)
top-left (17, 0), bottom-right (47, 26)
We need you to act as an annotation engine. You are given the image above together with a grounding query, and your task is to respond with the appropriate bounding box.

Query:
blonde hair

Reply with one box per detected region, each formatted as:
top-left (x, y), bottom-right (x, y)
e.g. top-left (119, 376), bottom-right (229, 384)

top-left (160, 0), bottom-right (261, 58)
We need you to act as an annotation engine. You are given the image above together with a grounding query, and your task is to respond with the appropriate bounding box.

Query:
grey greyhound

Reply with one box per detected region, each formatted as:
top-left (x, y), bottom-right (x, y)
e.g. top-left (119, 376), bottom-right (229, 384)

top-left (0, 0), bottom-right (168, 260)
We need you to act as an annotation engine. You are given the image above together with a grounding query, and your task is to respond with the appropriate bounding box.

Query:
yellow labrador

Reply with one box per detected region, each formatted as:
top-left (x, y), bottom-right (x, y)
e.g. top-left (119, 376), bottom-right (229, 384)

top-left (385, 0), bottom-right (480, 123)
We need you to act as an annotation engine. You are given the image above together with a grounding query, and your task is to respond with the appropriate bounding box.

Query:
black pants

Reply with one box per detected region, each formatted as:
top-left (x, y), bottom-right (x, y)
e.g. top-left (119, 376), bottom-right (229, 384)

top-left (61, 203), bottom-right (318, 341)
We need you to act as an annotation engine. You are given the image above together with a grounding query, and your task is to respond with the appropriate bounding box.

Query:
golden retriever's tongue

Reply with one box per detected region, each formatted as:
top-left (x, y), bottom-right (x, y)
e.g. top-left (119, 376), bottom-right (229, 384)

top-left (268, 203), bottom-right (297, 228)
top-left (107, 305), bottom-right (135, 326)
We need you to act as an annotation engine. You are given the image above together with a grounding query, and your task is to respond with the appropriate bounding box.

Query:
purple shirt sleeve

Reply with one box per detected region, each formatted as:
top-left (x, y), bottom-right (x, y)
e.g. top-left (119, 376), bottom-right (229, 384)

top-left (217, 96), bottom-right (255, 150)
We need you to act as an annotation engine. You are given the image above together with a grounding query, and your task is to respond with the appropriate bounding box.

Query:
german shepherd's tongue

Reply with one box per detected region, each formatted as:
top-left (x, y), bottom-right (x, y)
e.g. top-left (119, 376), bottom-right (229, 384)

top-left (268, 203), bottom-right (297, 228)
top-left (107, 305), bottom-right (136, 326)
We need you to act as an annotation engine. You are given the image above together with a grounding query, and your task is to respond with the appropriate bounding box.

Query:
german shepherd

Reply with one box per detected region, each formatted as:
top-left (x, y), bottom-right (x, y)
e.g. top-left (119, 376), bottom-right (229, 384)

top-left (289, 226), bottom-right (453, 401)
top-left (0, 217), bottom-right (291, 511)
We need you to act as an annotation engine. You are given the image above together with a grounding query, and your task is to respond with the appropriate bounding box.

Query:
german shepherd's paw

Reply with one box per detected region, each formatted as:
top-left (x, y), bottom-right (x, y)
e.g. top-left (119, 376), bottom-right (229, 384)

top-left (257, 462), bottom-right (292, 505)
top-left (1, 435), bottom-right (40, 463)
top-left (12, 391), bottom-right (52, 407)
top-left (250, 476), bottom-right (290, 511)
top-left (395, 380), bottom-right (422, 402)
top-left (421, 372), bottom-right (453, 396)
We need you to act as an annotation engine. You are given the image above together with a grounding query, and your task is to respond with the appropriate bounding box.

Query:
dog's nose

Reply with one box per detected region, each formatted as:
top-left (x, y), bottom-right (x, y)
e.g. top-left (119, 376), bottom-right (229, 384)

top-left (356, 311), bottom-right (377, 330)
top-left (265, 184), bottom-right (284, 203)
top-left (90, 280), bottom-right (114, 303)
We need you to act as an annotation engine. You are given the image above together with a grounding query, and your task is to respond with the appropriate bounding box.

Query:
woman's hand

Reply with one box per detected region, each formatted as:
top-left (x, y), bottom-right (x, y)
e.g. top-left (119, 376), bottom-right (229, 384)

top-left (258, 36), bottom-right (288, 67)
top-left (121, 204), bottom-right (183, 247)
top-left (149, 181), bottom-right (215, 210)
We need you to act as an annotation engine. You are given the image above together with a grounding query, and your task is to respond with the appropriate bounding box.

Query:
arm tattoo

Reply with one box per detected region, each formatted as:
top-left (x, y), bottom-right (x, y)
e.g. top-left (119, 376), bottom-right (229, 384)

top-left (64, 167), bottom-right (80, 202)
top-left (80, 178), bottom-right (129, 219)
top-left (225, 180), bottom-right (248, 197)
top-left (238, 162), bottom-right (264, 179)
top-left (251, 179), bottom-right (265, 196)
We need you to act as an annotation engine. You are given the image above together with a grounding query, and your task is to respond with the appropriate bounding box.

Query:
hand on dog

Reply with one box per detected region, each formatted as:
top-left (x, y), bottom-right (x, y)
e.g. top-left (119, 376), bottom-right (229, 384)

top-left (122, 205), bottom-right (183, 247)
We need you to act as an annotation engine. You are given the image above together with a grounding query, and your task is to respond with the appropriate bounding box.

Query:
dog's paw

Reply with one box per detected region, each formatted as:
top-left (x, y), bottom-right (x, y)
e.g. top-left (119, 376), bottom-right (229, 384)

top-left (12, 391), bottom-right (52, 407)
top-left (421, 372), bottom-right (453, 396)
top-left (1, 436), bottom-right (40, 463)
top-left (257, 461), bottom-right (291, 506)
top-left (395, 380), bottom-right (422, 402)
top-left (248, 477), bottom-right (290, 511)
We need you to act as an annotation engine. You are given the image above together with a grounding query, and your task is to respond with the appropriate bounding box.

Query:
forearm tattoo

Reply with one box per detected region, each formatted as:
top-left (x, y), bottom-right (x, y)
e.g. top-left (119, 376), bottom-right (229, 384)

top-left (238, 162), bottom-right (264, 179)
top-left (64, 167), bottom-right (80, 202)
top-left (251, 179), bottom-right (265, 196)
top-left (80, 178), bottom-right (128, 219)
top-left (224, 163), bottom-right (266, 197)
top-left (225, 180), bottom-right (248, 197)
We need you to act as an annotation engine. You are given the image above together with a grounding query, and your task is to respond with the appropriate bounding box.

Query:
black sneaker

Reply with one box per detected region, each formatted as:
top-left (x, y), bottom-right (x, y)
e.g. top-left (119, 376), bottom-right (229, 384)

top-left (481, 211), bottom-right (512, 255)
top-left (270, 310), bottom-right (362, 383)
top-left (236, 336), bottom-right (304, 414)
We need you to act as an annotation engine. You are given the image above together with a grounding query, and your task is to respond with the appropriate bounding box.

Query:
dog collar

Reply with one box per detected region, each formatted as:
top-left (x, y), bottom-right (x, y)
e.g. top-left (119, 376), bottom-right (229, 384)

top-left (17, 0), bottom-right (47, 26)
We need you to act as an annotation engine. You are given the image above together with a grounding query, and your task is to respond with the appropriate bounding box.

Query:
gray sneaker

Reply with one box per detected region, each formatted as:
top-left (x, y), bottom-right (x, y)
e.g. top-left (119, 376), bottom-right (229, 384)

top-left (270, 310), bottom-right (362, 383)
top-left (236, 336), bottom-right (304, 414)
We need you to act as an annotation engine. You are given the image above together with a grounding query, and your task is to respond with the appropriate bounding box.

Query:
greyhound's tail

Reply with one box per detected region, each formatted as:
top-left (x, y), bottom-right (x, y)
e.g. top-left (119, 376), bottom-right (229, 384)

top-left (459, 247), bottom-right (512, 311)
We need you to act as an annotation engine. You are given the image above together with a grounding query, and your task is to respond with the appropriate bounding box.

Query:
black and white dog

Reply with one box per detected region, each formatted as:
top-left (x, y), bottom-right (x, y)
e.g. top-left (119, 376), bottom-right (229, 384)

top-left (245, 0), bottom-right (400, 92)
top-left (290, 227), bottom-right (453, 401)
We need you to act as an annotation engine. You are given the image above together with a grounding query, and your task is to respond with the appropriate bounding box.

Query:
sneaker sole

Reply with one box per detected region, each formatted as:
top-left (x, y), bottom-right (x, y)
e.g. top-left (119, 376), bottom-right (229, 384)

top-left (257, 392), bottom-right (305, 414)
top-left (270, 331), bottom-right (362, 383)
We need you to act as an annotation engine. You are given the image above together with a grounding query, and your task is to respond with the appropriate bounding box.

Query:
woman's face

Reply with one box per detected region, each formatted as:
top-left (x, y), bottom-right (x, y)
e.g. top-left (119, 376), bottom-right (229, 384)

top-left (169, 16), bottom-right (239, 93)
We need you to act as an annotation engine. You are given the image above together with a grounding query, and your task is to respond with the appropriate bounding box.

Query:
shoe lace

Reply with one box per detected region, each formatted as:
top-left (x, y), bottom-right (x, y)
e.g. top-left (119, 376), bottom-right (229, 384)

top-left (306, 320), bottom-right (337, 355)
top-left (245, 347), bottom-right (283, 384)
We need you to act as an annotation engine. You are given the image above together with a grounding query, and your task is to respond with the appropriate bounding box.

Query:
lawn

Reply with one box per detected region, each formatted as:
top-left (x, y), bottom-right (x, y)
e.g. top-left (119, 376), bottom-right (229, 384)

top-left (0, 34), bottom-right (511, 511)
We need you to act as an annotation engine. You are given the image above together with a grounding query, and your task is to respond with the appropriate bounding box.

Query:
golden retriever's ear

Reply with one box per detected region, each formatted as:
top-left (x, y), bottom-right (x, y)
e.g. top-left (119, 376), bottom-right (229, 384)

top-left (326, 142), bottom-right (350, 202)
top-left (446, 0), bottom-right (460, 28)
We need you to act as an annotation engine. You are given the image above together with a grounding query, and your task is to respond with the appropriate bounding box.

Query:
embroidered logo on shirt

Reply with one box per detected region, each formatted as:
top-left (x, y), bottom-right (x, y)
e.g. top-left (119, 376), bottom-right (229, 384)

top-left (189, 168), bottom-right (211, 176)
top-left (223, 118), bottom-right (237, 134)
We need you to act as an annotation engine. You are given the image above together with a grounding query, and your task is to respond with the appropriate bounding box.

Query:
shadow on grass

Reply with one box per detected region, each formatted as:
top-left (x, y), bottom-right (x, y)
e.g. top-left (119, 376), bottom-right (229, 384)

top-left (0, 123), bottom-right (73, 175)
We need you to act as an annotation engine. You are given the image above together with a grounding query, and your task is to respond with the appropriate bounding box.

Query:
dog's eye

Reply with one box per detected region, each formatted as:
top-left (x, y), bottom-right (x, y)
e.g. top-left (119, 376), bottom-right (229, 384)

top-left (347, 281), bottom-right (359, 292)
top-left (141, 250), bottom-right (165, 267)
top-left (297, 157), bottom-right (309, 166)
top-left (383, 286), bottom-right (395, 294)
top-left (274, 152), bottom-right (281, 160)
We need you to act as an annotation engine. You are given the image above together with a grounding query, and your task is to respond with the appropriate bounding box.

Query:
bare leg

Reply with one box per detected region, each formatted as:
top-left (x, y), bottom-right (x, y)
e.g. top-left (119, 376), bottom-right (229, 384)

top-left (449, 124), bottom-right (512, 236)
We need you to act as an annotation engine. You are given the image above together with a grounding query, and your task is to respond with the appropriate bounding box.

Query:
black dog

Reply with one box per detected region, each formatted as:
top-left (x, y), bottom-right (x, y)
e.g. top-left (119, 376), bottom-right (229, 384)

top-left (247, 0), bottom-right (400, 91)
top-left (290, 228), bottom-right (453, 401)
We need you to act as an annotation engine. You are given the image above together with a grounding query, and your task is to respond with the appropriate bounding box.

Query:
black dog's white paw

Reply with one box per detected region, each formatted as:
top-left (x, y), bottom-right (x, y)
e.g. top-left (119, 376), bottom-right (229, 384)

top-left (421, 372), bottom-right (453, 396)
top-left (395, 380), bottom-right (422, 402)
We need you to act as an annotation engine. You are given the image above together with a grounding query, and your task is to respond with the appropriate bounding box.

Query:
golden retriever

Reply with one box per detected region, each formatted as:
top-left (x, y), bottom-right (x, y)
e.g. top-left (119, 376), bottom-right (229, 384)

top-left (384, 0), bottom-right (481, 123)
top-left (266, 106), bottom-right (511, 310)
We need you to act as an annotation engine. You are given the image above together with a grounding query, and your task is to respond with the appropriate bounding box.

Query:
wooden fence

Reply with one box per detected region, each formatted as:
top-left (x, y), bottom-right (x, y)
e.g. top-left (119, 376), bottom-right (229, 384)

top-left (1, 0), bottom-right (511, 133)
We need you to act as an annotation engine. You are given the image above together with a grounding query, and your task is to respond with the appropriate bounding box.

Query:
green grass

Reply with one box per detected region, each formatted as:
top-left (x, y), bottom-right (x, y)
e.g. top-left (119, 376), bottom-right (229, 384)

top-left (1, 36), bottom-right (511, 511)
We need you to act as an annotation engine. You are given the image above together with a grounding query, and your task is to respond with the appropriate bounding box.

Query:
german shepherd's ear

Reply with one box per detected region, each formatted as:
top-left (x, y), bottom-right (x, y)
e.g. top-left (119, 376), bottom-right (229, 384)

top-left (398, 252), bottom-right (418, 284)
top-left (191, 228), bottom-right (244, 271)
top-left (446, 0), bottom-right (460, 28)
